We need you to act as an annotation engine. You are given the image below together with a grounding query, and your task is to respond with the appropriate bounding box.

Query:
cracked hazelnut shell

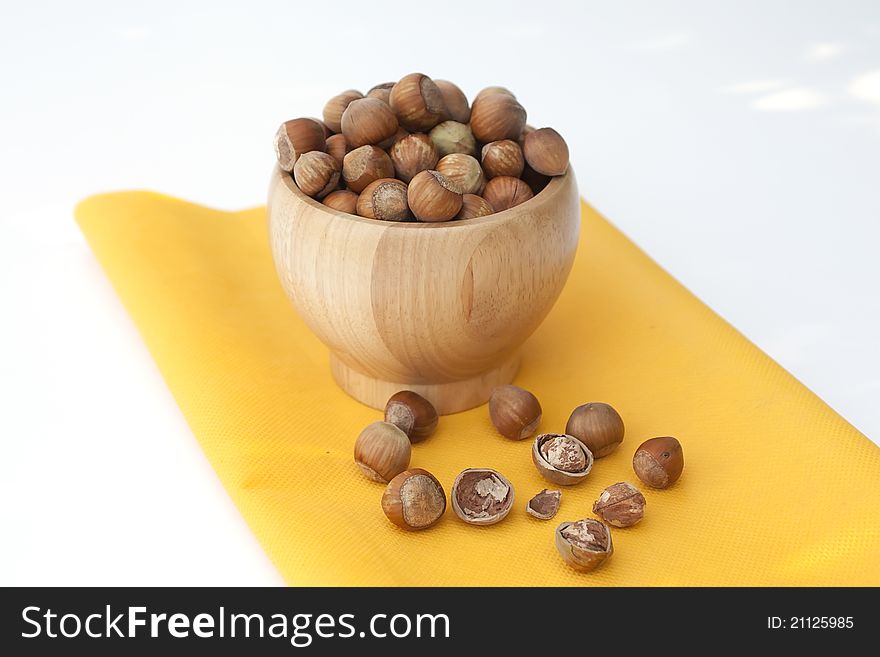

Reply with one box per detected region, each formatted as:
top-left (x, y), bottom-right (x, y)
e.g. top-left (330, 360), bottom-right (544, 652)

top-left (532, 433), bottom-right (593, 485)
top-left (451, 468), bottom-right (515, 525)
top-left (593, 482), bottom-right (646, 527)
top-left (527, 489), bottom-right (561, 520)
top-left (555, 518), bottom-right (613, 572)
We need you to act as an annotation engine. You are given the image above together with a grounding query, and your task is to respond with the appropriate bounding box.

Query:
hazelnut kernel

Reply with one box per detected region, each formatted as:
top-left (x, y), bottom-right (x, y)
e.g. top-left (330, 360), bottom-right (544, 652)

top-left (488, 385), bottom-right (542, 440)
top-left (555, 518), bottom-right (613, 572)
top-left (384, 390), bottom-right (438, 443)
top-left (633, 436), bottom-right (684, 489)
top-left (451, 468), bottom-right (515, 525)
top-left (353, 421), bottom-right (411, 483)
top-left (593, 482), bottom-right (646, 527)
top-left (565, 402), bottom-right (625, 458)
top-left (382, 468), bottom-right (447, 531)
top-left (532, 433), bottom-right (593, 486)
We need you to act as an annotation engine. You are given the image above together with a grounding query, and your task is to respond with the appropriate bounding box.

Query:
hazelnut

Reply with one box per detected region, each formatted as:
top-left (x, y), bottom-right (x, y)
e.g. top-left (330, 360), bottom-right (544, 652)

top-left (274, 118), bottom-right (327, 172)
top-left (353, 421), bottom-right (411, 483)
top-left (309, 117), bottom-right (333, 139)
top-left (384, 390), bottom-right (438, 443)
top-left (488, 385), bottom-right (541, 440)
top-left (366, 82), bottom-right (395, 105)
top-left (388, 133), bottom-right (439, 183)
top-left (523, 127), bottom-right (569, 176)
top-left (434, 80), bottom-right (470, 123)
top-left (356, 178), bottom-right (410, 222)
top-left (341, 97), bottom-right (399, 149)
top-left (451, 468), bottom-right (514, 526)
top-left (532, 433), bottom-right (593, 485)
top-left (633, 436), bottom-right (684, 489)
top-left (555, 518), bottom-right (613, 572)
top-left (482, 175), bottom-right (533, 211)
top-left (481, 140), bottom-right (524, 179)
top-left (342, 145), bottom-right (394, 193)
top-left (382, 468), bottom-right (446, 531)
top-left (473, 86), bottom-right (516, 103)
top-left (407, 170), bottom-right (462, 222)
top-left (518, 123), bottom-right (536, 148)
top-left (521, 162), bottom-right (551, 196)
top-left (526, 489), bottom-right (561, 520)
top-left (470, 92), bottom-right (526, 143)
top-left (565, 402), bottom-right (625, 458)
top-left (593, 482), bottom-right (646, 527)
top-left (429, 121), bottom-right (476, 158)
top-left (293, 151), bottom-right (341, 199)
top-left (325, 133), bottom-right (350, 168)
top-left (322, 89), bottom-right (363, 133)
top-left (322, 189), bottom-right (358, 214)
top-left (389, 73), bottom-right (449, 132)
top-left (455, 194), bottom-right (495, 220)
top-left (435, 153), bottom-right (485, 195)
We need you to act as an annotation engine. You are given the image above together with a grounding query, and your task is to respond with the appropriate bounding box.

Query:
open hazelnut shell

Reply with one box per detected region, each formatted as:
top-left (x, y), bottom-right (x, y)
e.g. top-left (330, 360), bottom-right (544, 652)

top-left (555, 518), bottom-right (613, 573)
top-left (450, 468), bottom-right (515, 526)
top-left (532, 433), bottom-right (593, 485)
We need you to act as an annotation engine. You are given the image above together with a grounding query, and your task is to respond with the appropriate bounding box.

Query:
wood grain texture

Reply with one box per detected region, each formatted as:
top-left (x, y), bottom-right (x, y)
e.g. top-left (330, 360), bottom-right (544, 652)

top-left (267, 166), bottom-right (580, 414)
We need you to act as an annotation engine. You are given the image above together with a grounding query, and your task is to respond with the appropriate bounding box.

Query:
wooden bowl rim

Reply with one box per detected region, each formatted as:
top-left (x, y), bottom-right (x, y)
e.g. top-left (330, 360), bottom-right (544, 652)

top-left (274, 164), bottom-right (572, 230)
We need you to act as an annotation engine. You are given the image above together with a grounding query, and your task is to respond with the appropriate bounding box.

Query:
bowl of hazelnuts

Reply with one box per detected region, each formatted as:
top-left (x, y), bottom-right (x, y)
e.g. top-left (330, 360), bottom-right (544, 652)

top-left (268, 73), bottom-right (579, 415)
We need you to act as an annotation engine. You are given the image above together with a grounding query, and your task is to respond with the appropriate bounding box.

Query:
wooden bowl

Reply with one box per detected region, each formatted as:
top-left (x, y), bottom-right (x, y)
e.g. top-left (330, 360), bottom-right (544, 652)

top-left (267, 166), bottom-right (580, 414)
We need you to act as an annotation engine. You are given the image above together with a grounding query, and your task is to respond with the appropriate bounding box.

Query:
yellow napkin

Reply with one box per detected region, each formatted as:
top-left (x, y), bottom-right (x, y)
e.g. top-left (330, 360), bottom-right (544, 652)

top-left (76, 192), bottom-right (880, 586)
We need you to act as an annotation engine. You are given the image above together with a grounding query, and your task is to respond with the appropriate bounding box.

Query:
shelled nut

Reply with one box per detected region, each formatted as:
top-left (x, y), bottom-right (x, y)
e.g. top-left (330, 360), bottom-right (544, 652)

top-left (527, 489), bottom-right (561, 520)
top-left (436, 154), bottom-right (485, 195)
top-left (555, 518), bottom-right (613, 572)
top-left (356, 178), bottom-right (410, 222)
top-left (429, 121), bottom-right (476, 158)
top-left (481, 140), bottom-right (524, 179)
top-left (384, 390), bottom-right (438, 443)
top-left (353, 421), bottom-right (411, 483)
top-left (341, 97), bottom-right (399, 149)
top-left (389, 73), bottom-right (449, 132)
top-left (593, 482), bottom-right (646, 527)
top-left (532, 433), bottom-right (593, 485)
top-left (407, 170), bottom-right (463, 222)
top-left (382, 468), bottom-right (447, 531)
top-left (482, 175), bottom-right (533, 211)
top-left (388, 133), bottom-right (439, 183)
top-left (322, 189), bottom-right (358, 214)
top-left (633, 436), bottom-right (684, 489)
top-left (470, 92), bottom-right (526, 143)
top-left (488, 385), bottom-right (542, 440)
top-left (293, 151), bottom-right (341, 199)
top-left (523, 127), bottom-right (570, 176)
top-left (451, 468), bottom-right (515, 525)
top-left (342, 145), bottom-right (395, 193)
top-left (322, 89), bottom-right (363, 133)
top-left (455, 194), bottom-right (494, 220)
top-left (274, 118), bottom-right (327, 172)
top-left (565, 402), bottom-right (625, 458)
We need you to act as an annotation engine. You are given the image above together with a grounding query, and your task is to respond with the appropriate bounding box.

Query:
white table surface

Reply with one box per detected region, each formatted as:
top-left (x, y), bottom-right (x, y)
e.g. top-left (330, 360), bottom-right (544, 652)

top-left (2, 0), bottom-right (878, 586)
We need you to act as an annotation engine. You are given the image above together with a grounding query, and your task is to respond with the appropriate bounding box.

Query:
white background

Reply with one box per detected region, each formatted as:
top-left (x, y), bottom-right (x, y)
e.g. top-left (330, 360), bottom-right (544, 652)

top-left (1, 1), bottom-right (878, 585)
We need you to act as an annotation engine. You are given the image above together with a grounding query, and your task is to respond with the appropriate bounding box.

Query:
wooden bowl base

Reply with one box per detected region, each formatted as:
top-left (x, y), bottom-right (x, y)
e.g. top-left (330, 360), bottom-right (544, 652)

top-left (330, 354), bottom-right (520, 415)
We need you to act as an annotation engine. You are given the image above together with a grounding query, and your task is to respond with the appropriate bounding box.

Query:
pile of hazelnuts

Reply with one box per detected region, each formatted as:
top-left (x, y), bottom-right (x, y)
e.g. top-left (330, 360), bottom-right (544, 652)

top-left (274, 72), bottom-right (570, 222)
top-left (353, 386), bottom-right (685, 574)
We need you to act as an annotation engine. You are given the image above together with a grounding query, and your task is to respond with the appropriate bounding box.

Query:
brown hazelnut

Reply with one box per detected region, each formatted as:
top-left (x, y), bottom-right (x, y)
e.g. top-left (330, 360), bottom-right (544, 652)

top-left (322, 89), bottom-right (363, 134)
top-left (356, 178), bottom-right (410, 222)
top-left (521, 162), bottom-right (551, 195)
top-left (434, 80), bottom-right (470, 123)
top-left (555, 518), bottom-right (613, 572)
top-left (481, 140), bottom-right (524, 179)
top-left (633, 436), bottom-right (684, 489)
top-left (488, 384), bottom-right (541, 440)
top-left (407, 170), bottom-right (462, 222)
top-left (353, 421), bottom-right (411, 483)
top-left (565, 402), bottom-right (625, 458)
top-left (342, 145), bottom-right (394, 193)
top-left (274, 118), bottom-right (327, 172)
top-left (593, 482), bottom-right (646, 527)
top-left (382, 468), bottom-right (446, 531)
top-left (518, 123), bottom-right (536, 148)
top-left (473, 86), bottom-right (516, 103)
top-left (384, 390), bottom-right (438, 443)
top-left (428, 121), bottom-right (476, 158)
top-left (470, 92), bottom-right (526, 143)
top-left (340, 97), bottom-right (399, 149)
top-left (482, 175), bottom-right (534, 211)
top-left (435, 154), bottom-right (485, 195)
top-left (451, 468), bottom-right (514, 525)
top-left (389, 73), bottom-right (448, 132)
top-left (322, 189), bottom-right (358, 214)
top-left (388, 133), bottom-right (439, 183)
top-left (526, 489), bottom-right (561, 520)
top-left (325, 133), bottom-right (350, 168)
top-left (293, 151), bottom-right (341, 199)
top-left (455, 194), bottom-right (495, 220)
top-left (523, 127), bottom-right (569, 176)
top-left (532, 433), bottom-right (593, 485)
top-left (366, 82), bottom-right (395, 105)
